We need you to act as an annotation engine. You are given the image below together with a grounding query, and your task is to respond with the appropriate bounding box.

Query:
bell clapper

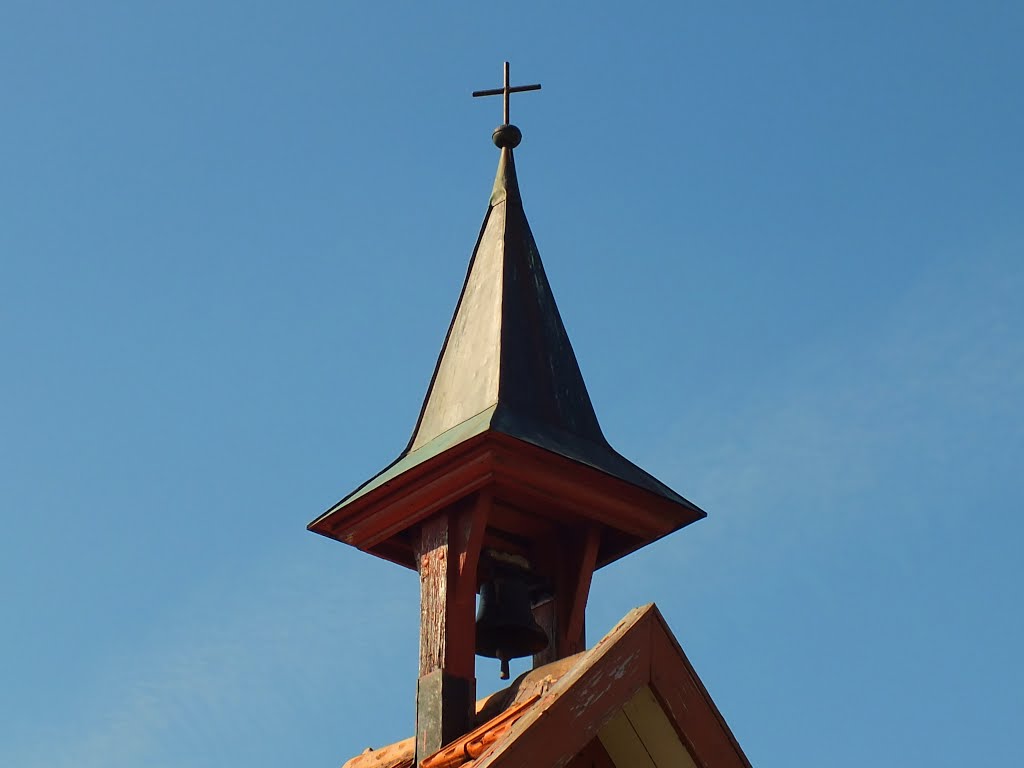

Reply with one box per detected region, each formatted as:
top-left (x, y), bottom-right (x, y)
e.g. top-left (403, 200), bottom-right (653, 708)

top-left (499, 652), bottom-right (511, 680)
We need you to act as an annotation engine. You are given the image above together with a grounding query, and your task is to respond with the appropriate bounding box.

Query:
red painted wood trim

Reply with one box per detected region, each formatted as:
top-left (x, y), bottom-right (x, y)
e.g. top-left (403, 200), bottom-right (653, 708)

top-left (648, 614), bottom-right (752, 768)
top-left (346, 451), bottom-right (494, 549)
top-left (453, 491), bottom-right (490, 612)
top-left (475, 612), bottom-right (653, 767)
top-left (562, 526), bottom-right (600, 656)
top-left (311, 433), bottom-right (702, 572)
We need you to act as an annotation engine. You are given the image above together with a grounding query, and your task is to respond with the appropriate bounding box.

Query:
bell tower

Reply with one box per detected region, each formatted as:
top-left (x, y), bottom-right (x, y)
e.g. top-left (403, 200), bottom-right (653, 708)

top-left (308, 63), bottom-right (706, 763)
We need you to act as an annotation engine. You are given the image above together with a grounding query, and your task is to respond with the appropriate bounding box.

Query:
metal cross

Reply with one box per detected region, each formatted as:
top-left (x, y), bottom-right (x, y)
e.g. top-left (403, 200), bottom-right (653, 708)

top-left (472, 61), bottom-right (541, 125)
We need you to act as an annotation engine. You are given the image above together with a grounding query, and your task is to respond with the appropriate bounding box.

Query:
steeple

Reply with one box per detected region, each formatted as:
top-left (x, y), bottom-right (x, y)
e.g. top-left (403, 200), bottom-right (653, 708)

top-left (309, 64), bottom-right (706, 762)
top-left (311, 71), bottom-right (702, 552)
top-left (328, 123), bottom-right (699, 532)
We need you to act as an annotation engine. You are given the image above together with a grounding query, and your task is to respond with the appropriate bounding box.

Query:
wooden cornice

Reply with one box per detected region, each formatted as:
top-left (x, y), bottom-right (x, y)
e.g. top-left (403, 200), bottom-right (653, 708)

top-left (308, 432), bottom-right (703, 572)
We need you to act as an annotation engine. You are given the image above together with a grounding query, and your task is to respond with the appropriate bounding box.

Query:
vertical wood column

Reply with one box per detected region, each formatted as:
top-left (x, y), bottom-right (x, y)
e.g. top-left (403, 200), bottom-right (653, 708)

top-left (415, 492), bottom-right (489, 762)
top-left (532, 526), bottom-right (600, 668)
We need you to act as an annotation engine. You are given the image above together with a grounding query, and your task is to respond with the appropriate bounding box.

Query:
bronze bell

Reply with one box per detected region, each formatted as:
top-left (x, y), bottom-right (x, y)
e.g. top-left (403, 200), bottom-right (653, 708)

top-left (475, 577), bottom-right (549, 679)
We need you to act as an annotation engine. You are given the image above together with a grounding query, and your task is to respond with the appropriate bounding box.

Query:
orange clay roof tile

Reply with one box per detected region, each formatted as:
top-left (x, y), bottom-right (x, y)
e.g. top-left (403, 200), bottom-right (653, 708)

top-left (420, 694), bottom-right (539, 768)
top-left (341, 738), bottom-right (414, 768)
top-left (342, 654), bottom-right (582, 768)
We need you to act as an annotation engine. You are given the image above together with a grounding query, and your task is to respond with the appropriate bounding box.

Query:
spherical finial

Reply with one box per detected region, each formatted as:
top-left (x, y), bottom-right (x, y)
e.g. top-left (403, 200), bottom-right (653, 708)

top-left (492, 124), bottom-right (522, 149)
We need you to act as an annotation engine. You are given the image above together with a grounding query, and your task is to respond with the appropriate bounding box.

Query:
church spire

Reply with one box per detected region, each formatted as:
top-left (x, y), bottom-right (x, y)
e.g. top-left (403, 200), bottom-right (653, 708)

top-left (406, 113), bottom-right (698, 513)
top-left (309, 66), bottom-right (706, 760)
top-left (409, 118), bottom-right (606, 451)
top-left (314, 66), bottom-right (701, 534)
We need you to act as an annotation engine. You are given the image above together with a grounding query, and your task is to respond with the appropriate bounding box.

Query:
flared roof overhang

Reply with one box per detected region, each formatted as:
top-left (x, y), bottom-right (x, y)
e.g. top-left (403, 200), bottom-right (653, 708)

top-left (308, 428), bottom-right (704, 571)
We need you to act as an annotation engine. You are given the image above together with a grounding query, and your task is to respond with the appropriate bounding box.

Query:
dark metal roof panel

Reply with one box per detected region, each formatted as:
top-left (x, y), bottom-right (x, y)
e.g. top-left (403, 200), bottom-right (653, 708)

top-left (322, 139), bottom-right (700, 517)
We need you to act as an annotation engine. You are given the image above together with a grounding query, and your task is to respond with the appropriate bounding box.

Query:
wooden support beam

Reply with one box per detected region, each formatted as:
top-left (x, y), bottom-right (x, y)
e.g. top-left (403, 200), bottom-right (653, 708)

top-left (532, 526), bottom-right (600, 667)
top-left (562, 526), bottom-right (600, 654)
top-left (453, 491), bottom-right (490, 620)
top-left (415, 494), bottom-right (490, 761)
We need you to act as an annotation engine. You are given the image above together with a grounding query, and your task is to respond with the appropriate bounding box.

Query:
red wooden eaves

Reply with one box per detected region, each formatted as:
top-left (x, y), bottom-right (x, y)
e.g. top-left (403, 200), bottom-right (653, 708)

top-left (308, 433), bottom-right (703, 572)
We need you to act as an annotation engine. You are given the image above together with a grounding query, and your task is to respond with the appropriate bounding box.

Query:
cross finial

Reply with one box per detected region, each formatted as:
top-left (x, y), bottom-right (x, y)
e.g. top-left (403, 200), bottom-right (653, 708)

top-left (472, 61), bottom-right (541, 127)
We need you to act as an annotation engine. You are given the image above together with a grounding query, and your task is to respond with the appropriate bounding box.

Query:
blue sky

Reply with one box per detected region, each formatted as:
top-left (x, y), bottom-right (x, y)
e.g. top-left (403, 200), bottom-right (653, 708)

top-left (2, 2), bottom-right (1022, 766)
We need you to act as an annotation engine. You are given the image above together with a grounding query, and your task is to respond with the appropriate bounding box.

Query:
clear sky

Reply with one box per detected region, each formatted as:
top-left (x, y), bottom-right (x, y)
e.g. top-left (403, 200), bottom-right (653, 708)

top-left (2, 2), bottom-right (1022, 766)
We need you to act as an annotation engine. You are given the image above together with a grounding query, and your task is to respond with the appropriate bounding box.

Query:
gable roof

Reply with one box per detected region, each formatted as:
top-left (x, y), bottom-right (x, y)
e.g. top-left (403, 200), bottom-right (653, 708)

top-left (343, 604), bottom-right (750, 768)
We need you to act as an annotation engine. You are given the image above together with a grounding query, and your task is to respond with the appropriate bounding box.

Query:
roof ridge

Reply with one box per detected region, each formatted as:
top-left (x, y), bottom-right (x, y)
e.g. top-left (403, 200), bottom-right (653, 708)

top-left (420, 694), bottom-right (540, 768)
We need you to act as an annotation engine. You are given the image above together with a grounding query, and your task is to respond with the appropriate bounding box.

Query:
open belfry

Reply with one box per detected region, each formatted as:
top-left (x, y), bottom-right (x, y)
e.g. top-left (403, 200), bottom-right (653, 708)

top-left (309, 64), bottom-right (751, 768)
